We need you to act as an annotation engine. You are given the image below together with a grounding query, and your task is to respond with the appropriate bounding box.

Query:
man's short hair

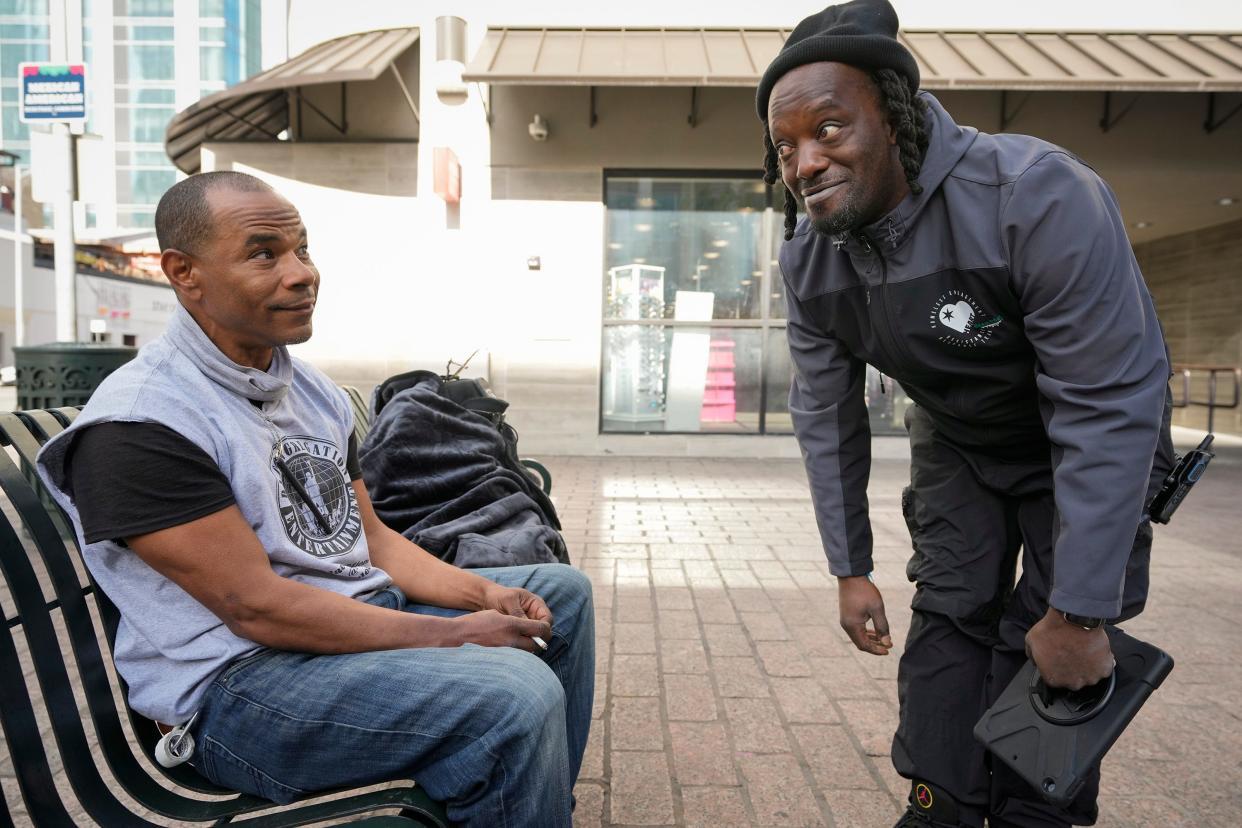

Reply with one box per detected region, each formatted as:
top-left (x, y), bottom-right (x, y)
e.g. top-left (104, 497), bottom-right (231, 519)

top-left (154, 171), bottom-right (273, 254)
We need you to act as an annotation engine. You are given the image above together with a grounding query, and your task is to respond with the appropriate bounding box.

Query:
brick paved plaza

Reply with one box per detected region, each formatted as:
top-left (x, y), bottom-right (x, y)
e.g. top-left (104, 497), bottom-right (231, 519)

top-left (556, 443), bottom-right (1242, 828)
top-left (2, 439), bottom-right (1239, 826)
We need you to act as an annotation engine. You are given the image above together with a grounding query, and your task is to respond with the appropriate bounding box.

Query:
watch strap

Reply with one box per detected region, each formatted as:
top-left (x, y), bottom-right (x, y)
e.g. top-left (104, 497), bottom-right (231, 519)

top-left (1061, 610), bottom-right (1106, 630)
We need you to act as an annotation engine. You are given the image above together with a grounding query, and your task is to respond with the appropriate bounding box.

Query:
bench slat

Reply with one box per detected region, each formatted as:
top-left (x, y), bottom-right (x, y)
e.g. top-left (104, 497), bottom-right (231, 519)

top-left (0, 442), bottom-right (175, 826)
top-left (0, 519), bottom-right (82, 828)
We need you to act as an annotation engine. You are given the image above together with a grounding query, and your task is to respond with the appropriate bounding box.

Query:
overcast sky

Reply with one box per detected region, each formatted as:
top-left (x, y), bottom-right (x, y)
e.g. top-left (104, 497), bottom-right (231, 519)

top-left (289, 0), bottom-right (1242, 49)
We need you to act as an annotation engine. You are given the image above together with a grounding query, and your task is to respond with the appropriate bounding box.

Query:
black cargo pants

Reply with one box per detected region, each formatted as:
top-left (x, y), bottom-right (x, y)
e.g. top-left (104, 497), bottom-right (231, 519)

top-left (891, 404), bottom-right (1168, 828)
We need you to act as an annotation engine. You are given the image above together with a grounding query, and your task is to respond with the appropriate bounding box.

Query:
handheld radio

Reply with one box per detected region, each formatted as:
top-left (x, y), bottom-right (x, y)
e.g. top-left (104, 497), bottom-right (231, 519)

top-left (1148, 434), bottom-right (1214, 524)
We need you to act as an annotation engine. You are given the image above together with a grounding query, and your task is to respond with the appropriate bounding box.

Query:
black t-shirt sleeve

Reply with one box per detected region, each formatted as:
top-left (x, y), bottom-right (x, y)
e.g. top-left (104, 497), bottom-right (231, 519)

top-left (66, 422), bottom-right (236, 544)
top-left (347, 432), bottom-right (362, 482)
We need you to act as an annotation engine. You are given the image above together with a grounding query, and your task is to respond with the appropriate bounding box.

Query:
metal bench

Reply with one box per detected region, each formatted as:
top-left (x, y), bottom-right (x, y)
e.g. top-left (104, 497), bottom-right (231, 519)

top-left (0, 404), bottom-right (452, 827)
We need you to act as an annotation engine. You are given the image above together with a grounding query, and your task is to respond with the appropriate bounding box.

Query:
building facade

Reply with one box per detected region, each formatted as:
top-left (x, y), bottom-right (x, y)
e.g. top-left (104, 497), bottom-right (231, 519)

top-left (1, 0), bottom-right (284, 230)
top-left (171, 3), bottom-right (1242, 452)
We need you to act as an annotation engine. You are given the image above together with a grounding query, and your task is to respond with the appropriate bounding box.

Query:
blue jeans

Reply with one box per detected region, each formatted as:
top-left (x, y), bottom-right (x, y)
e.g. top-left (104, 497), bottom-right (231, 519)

top-left (190, 563), bottom-right (594, 827)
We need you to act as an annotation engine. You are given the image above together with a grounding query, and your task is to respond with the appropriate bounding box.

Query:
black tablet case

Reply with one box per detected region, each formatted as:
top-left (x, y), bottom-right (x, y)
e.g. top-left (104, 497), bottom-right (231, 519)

top-left (973, 628), bottom-right (1174, 807)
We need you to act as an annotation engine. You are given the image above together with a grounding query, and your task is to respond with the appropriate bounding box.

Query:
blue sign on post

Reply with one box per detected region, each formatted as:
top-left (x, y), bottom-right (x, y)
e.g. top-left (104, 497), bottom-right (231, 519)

top-left (19, 62), bottom-right (87, 123)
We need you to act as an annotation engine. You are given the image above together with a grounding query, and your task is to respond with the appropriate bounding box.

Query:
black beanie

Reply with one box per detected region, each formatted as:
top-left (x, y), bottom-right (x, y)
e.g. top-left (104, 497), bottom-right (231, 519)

top-left (755, 0), bottom-right (920, 121)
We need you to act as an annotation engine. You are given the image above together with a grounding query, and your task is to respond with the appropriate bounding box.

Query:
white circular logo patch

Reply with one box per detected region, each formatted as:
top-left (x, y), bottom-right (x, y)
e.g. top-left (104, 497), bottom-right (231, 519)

top-left (929, 290), bottom-right (1001, 348)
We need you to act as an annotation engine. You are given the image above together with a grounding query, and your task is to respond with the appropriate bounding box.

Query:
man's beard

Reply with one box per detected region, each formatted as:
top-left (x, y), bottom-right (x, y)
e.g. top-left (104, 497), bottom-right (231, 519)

top-left (805, 181), bottom-right (876, 238)
top-left (283, 326), bottom-right (313, 346)
top-left (809, 200), bottom-right (865, 237)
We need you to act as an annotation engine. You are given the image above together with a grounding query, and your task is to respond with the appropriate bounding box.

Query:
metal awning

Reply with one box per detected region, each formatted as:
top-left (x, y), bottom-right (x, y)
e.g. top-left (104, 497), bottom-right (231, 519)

top-left (463, 27), bottom-right (1242, 92)
top-left (165, 27), bottom-right (419, 174)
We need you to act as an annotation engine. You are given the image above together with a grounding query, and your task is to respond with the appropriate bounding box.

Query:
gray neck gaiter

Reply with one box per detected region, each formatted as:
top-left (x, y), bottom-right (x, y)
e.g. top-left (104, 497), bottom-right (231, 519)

top-left (165, 304), bottom-right (292, 403)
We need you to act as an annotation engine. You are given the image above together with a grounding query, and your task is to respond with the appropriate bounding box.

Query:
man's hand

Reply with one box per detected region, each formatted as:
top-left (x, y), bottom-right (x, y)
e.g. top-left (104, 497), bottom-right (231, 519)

top-left (1025, 607), bottom-right (1114, 690)
top-left (482, 583), bottom-right (554, 627)
top-left (453, 583), bottom-right (554, 652)
top-left (454, 609), bottom-right (552, 653)
top-left (838, 576), bottom-right (893, 656)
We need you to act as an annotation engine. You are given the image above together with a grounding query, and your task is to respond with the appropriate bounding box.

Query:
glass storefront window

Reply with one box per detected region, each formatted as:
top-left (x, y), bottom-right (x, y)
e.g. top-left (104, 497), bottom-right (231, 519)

top-left (603, 172), bottom-right (912, 437)
top-left (605, 177), bottom-right (770, 321)
top-left (763, 327), bottom-right (794, 434)
top-left (602, 325), bottom-right (764, 434)
top-left (603, 174), bottom-right (782, 434)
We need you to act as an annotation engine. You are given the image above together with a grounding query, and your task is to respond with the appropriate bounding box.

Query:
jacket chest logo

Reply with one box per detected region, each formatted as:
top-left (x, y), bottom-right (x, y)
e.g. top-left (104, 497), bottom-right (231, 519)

top-left (929, 290), bottom-right (1001, 349)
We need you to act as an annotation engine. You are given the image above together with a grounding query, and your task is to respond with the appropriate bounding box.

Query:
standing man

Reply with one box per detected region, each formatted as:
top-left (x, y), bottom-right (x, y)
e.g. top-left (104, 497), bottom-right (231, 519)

top-left (756, 2), bottom-right (1174, 826)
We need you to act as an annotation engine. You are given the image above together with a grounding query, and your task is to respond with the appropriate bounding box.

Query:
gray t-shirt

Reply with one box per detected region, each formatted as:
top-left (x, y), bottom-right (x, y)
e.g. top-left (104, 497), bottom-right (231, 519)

top-left (38, 323), bottom-right (391, 724)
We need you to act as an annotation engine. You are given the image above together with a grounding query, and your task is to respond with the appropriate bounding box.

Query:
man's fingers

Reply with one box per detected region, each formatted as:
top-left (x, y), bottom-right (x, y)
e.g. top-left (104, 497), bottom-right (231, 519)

top-left (870, 603), bottom-right (892, 648)
top-left (525, 596), bottom-right (553, 626)
top-left (512, 616), bottom-right (552, 640)
top-left (843, 622), bottom-right (877, 654)
top-left (501, 594), bottom-right (527, 618)
top-left (843, 617), bottom-right (892, 655)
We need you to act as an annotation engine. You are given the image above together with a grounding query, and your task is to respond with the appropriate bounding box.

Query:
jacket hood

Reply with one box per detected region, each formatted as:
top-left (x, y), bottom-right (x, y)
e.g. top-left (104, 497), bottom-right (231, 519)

top-left (831, 91), bottom-right (978, 253)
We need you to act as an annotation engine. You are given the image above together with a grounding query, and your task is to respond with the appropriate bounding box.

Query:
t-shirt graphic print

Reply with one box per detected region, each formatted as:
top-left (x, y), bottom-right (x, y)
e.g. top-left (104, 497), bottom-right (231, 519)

top-left (272, 434), bottom-right (363, 558)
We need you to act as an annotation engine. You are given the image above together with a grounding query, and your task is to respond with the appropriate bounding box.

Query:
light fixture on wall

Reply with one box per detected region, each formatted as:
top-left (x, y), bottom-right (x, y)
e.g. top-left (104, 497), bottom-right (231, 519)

top-left (434, 16), bottom-right (469, 106)
top-left (1219, 196), bottom-right (1237, 206)
top-left (528, 114), bottom-right (549, 141)
top-left (1133, 220), bottom-right (1153, 229)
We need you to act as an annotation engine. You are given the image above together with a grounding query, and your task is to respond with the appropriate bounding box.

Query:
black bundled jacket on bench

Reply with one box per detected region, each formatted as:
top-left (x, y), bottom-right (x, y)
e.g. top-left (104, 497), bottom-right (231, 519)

top-left (359, 371), bottom-right (567, 569)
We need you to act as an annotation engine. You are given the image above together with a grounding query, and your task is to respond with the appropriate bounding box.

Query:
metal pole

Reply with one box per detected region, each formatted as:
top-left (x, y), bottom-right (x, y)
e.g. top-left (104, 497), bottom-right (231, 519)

top-left (13, 163), bottom-right (23, 350)
top-left (52, 124), bottom-right (77, 341)
top-left (48, 0), bottom-right (77, 342)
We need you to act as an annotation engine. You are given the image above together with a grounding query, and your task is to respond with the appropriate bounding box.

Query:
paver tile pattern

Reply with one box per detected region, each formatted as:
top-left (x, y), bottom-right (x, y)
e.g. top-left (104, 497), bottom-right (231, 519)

top-left (3, 444), bottom-right (1239, 826)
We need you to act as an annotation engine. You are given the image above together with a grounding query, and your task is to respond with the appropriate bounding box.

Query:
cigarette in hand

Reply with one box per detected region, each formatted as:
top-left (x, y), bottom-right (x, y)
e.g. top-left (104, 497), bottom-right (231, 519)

top-left (531, 636), bottom-right (548, 650)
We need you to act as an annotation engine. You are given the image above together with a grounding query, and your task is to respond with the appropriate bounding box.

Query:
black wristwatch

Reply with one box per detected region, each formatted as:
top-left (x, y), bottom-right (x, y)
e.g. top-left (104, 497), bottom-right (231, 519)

top-left (1060, 610), bottom-right (1106, 630)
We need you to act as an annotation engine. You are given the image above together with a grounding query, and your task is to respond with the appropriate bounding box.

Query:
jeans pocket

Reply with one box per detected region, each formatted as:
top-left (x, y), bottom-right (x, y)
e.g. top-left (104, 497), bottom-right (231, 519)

top-left (199, 736), bottom-right (307, 805)
top-left (215, 648), bottom-right (272, 686)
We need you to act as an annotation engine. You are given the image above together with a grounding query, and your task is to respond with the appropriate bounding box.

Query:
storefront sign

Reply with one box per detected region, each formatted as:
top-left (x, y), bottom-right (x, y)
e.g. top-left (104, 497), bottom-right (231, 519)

top-left (434, 147), bottom-right (461, 204)
top-left (19, 63), bottom-right (87, 123)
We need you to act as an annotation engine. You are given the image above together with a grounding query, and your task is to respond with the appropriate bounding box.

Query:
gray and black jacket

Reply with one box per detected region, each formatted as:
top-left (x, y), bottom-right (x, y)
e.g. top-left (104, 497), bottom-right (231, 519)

top-left (782, 92), bottom-right (1170, 618)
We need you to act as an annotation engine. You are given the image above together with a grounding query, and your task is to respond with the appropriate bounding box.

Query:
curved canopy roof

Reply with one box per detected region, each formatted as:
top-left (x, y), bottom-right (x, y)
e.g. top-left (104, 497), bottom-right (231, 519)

top-left (463, 27), bottom-right (1242, 92)
top-left (165, 27), bottom-right (419, 174)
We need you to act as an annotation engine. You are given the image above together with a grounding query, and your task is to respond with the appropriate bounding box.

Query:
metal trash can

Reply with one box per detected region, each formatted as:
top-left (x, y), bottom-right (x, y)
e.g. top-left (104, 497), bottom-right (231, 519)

top-left (14, 342), bottom-right (138, 410)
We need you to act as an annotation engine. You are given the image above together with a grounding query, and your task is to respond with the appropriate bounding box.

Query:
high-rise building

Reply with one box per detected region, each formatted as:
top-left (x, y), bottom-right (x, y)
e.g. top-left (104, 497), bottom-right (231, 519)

top-left (0, 0), bottom-right (284, 231)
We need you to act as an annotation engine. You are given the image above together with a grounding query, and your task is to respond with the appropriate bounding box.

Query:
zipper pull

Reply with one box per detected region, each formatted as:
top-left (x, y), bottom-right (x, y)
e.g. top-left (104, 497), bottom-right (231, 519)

top-left (863, 283), bottom-right (870, 305)
top-left (880, 373), bottom-right (887, 394)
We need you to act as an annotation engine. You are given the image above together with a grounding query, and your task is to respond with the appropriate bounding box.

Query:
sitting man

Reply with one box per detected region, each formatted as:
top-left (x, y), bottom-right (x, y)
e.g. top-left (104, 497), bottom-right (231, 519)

top-left (37, 171), bottom-right (594, 828)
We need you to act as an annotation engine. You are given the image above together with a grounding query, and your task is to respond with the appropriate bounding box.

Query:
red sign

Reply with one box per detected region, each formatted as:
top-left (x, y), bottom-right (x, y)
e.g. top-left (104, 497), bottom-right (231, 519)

top-left (434, 147), bottom-right (461, 204)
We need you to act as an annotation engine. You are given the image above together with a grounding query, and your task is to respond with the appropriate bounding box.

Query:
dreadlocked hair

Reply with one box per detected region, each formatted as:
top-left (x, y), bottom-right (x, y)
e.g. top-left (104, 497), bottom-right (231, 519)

top-left (761, 68), bottom-right (930, 241)
top-left (762, 126), bottom-right (801, 241)
top-left (870, 68), bottom-right (929, 200)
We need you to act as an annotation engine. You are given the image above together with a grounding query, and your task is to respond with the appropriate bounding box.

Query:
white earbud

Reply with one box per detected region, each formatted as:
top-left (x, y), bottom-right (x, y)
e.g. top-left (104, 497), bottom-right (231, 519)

top-left (155, 711), bottom-right (199, 768)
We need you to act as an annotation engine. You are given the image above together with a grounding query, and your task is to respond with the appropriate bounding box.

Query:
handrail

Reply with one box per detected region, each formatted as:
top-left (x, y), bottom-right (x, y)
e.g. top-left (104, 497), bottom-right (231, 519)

top-left (1170, 364), bottom-right (1241, 433)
